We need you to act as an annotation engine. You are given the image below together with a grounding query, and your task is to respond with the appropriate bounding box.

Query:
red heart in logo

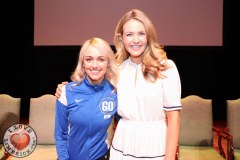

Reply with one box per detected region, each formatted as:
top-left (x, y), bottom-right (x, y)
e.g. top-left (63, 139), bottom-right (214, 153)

top-left (10, 133), bottom-right (30, 151)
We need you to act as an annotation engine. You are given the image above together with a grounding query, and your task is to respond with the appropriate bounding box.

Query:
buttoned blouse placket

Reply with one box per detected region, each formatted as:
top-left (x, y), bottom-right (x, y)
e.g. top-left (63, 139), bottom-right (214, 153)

top-left (133, 64), bottom-right (142, 119)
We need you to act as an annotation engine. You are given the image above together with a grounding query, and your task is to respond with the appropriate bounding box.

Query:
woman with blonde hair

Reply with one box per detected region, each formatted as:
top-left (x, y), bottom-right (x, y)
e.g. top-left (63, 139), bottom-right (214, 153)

top-left (110, 9), bottom-right (182, 160)
top-left (55, 37), bottom-right (119, 160)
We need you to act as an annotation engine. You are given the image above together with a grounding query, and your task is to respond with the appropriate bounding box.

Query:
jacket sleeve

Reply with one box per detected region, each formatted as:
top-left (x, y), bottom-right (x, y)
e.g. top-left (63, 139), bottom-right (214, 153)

top-left (114, 112), bottom-right (121, 122)
top-left (54, 98), bottom-right (69, 160)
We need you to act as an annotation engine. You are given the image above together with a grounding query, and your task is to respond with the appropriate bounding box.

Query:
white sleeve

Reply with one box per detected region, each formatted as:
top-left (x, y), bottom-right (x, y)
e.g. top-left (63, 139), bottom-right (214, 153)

top-left (162, 60), bottom-right (182, 111)
top-left (58, 85), bottom-right (67, 106)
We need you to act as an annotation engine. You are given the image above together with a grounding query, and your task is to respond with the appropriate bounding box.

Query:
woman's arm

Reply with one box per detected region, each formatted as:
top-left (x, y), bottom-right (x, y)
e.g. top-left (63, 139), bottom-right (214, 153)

top-left (55, 98), bottom-right (69, 159)
top-left (165, 110), bottom-right (180, 160)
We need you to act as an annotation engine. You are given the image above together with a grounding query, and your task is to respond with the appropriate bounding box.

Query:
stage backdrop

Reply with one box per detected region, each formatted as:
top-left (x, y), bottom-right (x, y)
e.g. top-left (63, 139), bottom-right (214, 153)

top-left (34, 0), bottom-right (223, 46)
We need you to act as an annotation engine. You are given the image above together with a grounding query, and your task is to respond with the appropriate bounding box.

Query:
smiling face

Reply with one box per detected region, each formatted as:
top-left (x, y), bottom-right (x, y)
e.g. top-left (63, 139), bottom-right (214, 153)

top-left (83, 46), bottom-right (108, 85)
top-left (122, 19), bottom-right (148, 64)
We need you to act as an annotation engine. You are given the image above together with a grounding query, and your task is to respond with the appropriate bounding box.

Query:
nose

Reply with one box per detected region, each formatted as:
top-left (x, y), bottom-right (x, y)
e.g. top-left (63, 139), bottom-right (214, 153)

top-left (133, 35), bottom-right (140, 43)
top-left (91, 60), bottom-right (98, 67)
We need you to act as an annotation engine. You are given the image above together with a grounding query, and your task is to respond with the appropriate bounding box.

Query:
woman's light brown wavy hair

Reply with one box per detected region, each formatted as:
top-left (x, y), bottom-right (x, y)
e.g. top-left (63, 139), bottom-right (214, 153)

top-left (114, 9), bottom-right (169, 82)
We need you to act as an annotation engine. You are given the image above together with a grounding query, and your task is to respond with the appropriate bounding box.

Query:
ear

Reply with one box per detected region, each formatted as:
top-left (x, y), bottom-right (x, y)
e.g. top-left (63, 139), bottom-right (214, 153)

top-left (117, 34), bottom-right (122, 41)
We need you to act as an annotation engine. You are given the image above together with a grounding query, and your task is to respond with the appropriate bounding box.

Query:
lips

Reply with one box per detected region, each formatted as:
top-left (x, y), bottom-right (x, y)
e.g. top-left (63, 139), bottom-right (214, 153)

top-left (90, 70), bottom-right (101, 75)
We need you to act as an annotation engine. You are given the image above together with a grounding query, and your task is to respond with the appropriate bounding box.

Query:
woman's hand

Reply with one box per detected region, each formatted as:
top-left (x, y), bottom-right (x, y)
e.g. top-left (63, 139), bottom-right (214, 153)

top-left (55, 81), bottom-right (68, 98)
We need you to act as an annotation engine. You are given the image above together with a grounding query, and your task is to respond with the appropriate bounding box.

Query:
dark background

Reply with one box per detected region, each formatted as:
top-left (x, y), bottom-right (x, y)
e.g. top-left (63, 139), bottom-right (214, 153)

top-left (1, 1), bottom-right (239, 122)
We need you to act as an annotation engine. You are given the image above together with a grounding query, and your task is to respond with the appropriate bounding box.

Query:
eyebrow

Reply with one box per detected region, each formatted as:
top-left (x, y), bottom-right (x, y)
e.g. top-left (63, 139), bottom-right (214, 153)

top-left (84, 56), bottom-right (107, 58)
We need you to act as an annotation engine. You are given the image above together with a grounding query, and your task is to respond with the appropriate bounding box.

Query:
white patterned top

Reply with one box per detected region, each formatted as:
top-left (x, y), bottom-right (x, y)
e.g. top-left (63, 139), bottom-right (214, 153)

top-left (110, 57), bottom-right (182, 160)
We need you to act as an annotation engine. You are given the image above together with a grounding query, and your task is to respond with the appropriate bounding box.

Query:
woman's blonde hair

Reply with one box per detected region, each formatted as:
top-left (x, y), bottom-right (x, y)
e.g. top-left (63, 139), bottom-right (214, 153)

top-left (71, 37), bottom-right (119, 89)
top-left (114, 9), bottom-right (169, 82)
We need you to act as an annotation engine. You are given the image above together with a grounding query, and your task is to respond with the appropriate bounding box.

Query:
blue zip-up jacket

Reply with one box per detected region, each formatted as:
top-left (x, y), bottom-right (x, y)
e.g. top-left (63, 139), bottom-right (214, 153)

top-left (55, 77), bottom-right (117, 160)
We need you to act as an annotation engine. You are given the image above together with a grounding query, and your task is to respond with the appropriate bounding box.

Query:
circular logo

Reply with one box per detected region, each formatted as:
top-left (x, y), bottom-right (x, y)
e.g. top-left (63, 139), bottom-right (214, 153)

top-left (99, 97), bottom-right (116, 119)
top-left (3, 124), bottom-right (37, 158)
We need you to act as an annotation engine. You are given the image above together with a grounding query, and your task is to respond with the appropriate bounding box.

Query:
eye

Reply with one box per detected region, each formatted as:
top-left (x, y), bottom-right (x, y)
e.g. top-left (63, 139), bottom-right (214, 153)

top-left (98, 57), bottom-right (107, 62)
top-left (85, 58), bottom-right (92, 62)
top-left (139, 32), bottom-right (146, 36)
top-left (125, 33), bottom-right (133, 37)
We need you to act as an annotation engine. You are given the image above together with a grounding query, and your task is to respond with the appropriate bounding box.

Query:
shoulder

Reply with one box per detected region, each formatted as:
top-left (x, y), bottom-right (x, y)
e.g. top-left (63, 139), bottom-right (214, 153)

top-left (105, 80), bottom-right (116, 94)
top-left (64, 81), bottom-right (83, 92)
top-left (59, 81), bottom-right (79, 106)
top-left (163, 59), bottom-right (179, 72)
top-left (161, 59), bottom-right (180, 78)
top-left (65, 81), bottom-right (79, 88)
top-left (166, 59), bottom-right (177, 68)
top-left (119, 59), bottom-right (129, 70)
